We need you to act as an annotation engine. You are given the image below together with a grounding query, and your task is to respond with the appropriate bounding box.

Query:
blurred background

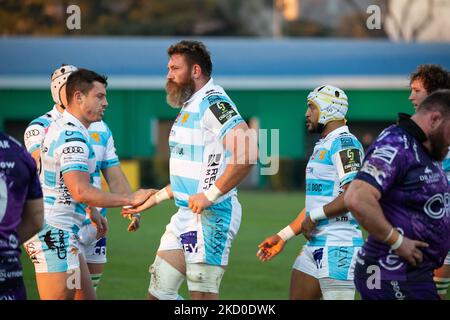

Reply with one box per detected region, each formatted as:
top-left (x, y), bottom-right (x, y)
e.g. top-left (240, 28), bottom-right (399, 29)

top-left (1, 0), bottom-right (450, 299)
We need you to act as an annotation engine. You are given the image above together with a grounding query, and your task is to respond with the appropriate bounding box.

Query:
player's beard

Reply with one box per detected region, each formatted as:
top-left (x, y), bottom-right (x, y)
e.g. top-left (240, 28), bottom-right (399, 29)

top-left (428, 124), bottom-right (448, 161)
top-left (165, 77), bottom-right (195, 109)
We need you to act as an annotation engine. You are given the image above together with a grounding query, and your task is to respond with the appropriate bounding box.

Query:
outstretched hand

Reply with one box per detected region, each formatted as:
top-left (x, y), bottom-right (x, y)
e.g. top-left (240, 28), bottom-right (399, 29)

top-left (257, 234), bottom-right (286, 262)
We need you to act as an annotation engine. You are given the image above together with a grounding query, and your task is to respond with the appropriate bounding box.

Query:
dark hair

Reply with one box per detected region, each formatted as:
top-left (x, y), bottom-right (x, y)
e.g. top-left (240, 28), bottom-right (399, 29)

top-left (66, 68), bottom-right (108, 104)
top-left (167, 40), bottom-right (212, 77)
top-left (418, 89), bottom-right (450, 118)
top-left (410, 64), bottom-right (450, 94)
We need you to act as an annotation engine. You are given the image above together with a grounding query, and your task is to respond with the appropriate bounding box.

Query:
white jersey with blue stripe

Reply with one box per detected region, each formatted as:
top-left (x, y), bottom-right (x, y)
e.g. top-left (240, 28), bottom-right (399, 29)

top-left (443, 149), bottom-right (450, 184)
top-left (169, 78), bottom-right (245, 210)
top-left (84, 121), bottom-right (120, 220)
top-left (305, 126), bottom-right (364, 247)
top-left (24, 105), bottom-right (62, 154)
top-left (41, 111), bottom-right (96, 233)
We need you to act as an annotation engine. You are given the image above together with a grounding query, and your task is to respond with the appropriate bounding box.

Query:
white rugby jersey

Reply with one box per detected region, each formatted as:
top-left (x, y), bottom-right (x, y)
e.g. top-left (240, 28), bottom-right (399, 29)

top-left (169, 78), bottom-right (244, 211)
top-left (305, 126), bottom-right (364, 247)
top-left (24, 105), bottom-right (62, 154)
top-left (41, 111), bottom-right (96, 233)
top-left (84, 121), bottom-right (120, 220)
top-left (443, 149), bottom-right (450, 184)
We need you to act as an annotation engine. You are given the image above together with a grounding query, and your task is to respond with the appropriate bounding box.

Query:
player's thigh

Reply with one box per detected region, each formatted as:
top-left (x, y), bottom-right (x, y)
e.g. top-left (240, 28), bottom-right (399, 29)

top-left (87, 262), bottom-right (104, 275)
top-left (74, 254), bottom-right (96, 300)
top-left (36, 271), bottom-right (75, 300)
top-left (290, 269), bottom-right (322, 300)
top-left (435, 263), bottom-right (450, 278)
top-left (157, 249), bottom-right (186, 274)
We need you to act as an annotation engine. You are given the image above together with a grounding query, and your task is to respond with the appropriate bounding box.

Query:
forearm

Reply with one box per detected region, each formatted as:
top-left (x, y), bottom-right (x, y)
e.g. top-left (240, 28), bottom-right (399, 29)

top-left (322, 192), bottom-right (348, 219)
top-left (215, 163), bottom-right (253, 194)
top-left (104, 166), bottom-right (132, 195)
top-left (78, 184), bottom-right (130, 208)
top-left (289, 210), bottom-right (305, 235)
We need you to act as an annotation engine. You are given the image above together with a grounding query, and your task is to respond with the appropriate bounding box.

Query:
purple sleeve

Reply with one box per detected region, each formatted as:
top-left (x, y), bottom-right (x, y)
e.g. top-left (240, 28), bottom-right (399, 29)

top-left (355, 129), bottom-right (405, 194)
top-left (23, 148), bottom-right (43, 200)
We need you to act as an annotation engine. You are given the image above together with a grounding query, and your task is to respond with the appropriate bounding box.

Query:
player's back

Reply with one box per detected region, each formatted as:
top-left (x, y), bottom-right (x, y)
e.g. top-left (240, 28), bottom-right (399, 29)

top-left (358, 124), bottom-right (450, 279)
top-left (24, 106), bottom-right (61, 154)
top-left (0, 133), bottom-right (42, 257)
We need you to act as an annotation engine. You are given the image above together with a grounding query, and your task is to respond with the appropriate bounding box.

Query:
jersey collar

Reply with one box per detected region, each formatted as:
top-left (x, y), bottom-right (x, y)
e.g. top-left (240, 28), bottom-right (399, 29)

top-left (320, 125), bottom-right (349, 143)
top-left (183, 77), bottom-right (214, 107)
top-left (62, 110), bottom-right (89, 138)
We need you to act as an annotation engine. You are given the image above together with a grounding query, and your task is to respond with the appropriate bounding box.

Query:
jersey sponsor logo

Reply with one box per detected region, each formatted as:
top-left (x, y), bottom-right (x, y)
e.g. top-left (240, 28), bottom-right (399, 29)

top-left (62, 146), bottom-right (84, 154)
top-left (340, 137), bottom-right (355, 148)
top-left (180, 231), bottom-right (198, 253)
top-left (0, 161), bottom-right (15, 169)
top-left (212, 218), bottom-right (225, 255)
top-left (360, 162), bottom-right (387, 185)
top-left (25, 129), bottom-right (40, 139)
top-left (43, 229), bottom-right (67, 260)
top-left (419, 167), bottom-right (442, 184)
top-left (8, 234), bottom-right (18, 249)
top-left (423, 192), bottom-right (450, 220)
top-left (65, 130), bottom-right (75, 136)
top-left (371, 146), bottom-right (398, 164)
top-left (0, 140), bottom-right (10, 149)
top-left (181, 113), bottom-right (190, 125)
top-left (339, 148), bottom-right (362, 174)
top-left (319, 150), bottom-right (326, 160)
top-left (90, 132), bottom-right (101, 143)
top-left (306, 182), bottom-right (323, 193)
top-left (65, 137), bottom-right (86, 143)
top-left (203, 153), bottom-right (221, 191)
top-left (210, 102), bottom-right (237, 125)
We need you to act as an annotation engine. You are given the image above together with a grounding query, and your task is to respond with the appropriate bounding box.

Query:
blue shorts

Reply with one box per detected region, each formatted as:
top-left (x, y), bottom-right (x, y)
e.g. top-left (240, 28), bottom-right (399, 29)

top-left (24, 223), bottom-right (80, 273)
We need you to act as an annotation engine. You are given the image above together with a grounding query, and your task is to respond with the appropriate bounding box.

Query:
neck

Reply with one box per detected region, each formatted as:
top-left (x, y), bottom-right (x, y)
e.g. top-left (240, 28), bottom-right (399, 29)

top-left (56, 104), bottom-right (65, 113)
top-left (66, 107), bottom-right (90, 129)
top-left (194, 76), bottom-right (210, 94)
top-left (321, 120), bottom-right (345, 138)
top-left (410, 113), bottom-right (431, 153)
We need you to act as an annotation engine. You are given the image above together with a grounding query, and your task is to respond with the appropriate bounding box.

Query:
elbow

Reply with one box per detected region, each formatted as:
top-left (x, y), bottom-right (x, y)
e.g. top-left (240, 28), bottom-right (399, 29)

top-left (71, 186), bottom-right (89, 203)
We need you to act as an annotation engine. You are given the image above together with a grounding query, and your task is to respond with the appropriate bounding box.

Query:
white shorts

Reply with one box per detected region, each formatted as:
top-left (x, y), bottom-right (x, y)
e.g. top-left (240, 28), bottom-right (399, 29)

top-left (293, 245), bottom-right (361, 281)
top-left (158, 196), bottom-right (242, 266)
top-left (24, 223), bottom-right (80, 273)
top-left (78, 224), bottom-right (107, 264)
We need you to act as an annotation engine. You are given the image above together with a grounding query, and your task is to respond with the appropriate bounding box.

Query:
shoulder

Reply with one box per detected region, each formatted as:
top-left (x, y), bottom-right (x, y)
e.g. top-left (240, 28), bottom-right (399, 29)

top-left (28, 111), bottom-right (54, 129)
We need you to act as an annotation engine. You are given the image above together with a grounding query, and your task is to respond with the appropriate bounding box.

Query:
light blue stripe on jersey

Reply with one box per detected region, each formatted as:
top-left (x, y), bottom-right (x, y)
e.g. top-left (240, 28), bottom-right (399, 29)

top-left (30, 116), bottom-right (51, 128)
top-left (307, 236), bottom-right (327, 246)
top-left (305, 179), bottom-right (335, 197)
top-left (28, 143), bottom-right (40, 153)
top-left (169, 142), bottom-right (204, 162)
top-left (219, 117), bottom-right (245, 139)
top-left (89, 131), bottom-right (110, 146)
top-left (101, 158), bottom-right (119, 169)
top-left (352, 237), bottom-right (364, 246)
top-left (170, 175), bottom-right (199, 195)
top-left (328, 246), bottom-right (355, 280)
top-left (44, 170), bottom-right (56, 187)
top-left (173, 111), bottom-right (201, 129)
top-left (341, 172), bottom-right (357, 186)
top-left (44, 196), bottom-right (56, 205)
top-left (309, 148), bottom-right (333, 165)
top-left (199, 94), bottom-right (233, 117)
top-left (202, 197), bottom-right (232, 265)
top-left (61, 163), bottom-right (89, 174)
top-left (75, 203), bottom-right (87, 215)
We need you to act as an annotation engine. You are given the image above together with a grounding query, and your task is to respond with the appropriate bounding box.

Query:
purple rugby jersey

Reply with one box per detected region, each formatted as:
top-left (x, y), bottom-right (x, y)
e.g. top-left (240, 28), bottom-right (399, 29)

top-left (354, 116), bottom-right (450, 283)
top-left (0, 132), bottom-right (42, 300)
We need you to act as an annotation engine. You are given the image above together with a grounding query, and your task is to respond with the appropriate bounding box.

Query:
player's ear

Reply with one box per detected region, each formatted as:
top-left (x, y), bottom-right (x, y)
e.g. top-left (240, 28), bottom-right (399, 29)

top-left (429, 111), bottom-right (443, 130)
top-left (192, 64), bottom-right (202, 79)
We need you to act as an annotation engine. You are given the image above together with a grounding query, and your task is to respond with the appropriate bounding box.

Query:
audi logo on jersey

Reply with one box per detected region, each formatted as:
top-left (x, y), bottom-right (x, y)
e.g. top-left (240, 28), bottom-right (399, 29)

top-left (25, 129), bottom-right (40, 139)
top-left (62, 146), bottom-right (84, 154)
